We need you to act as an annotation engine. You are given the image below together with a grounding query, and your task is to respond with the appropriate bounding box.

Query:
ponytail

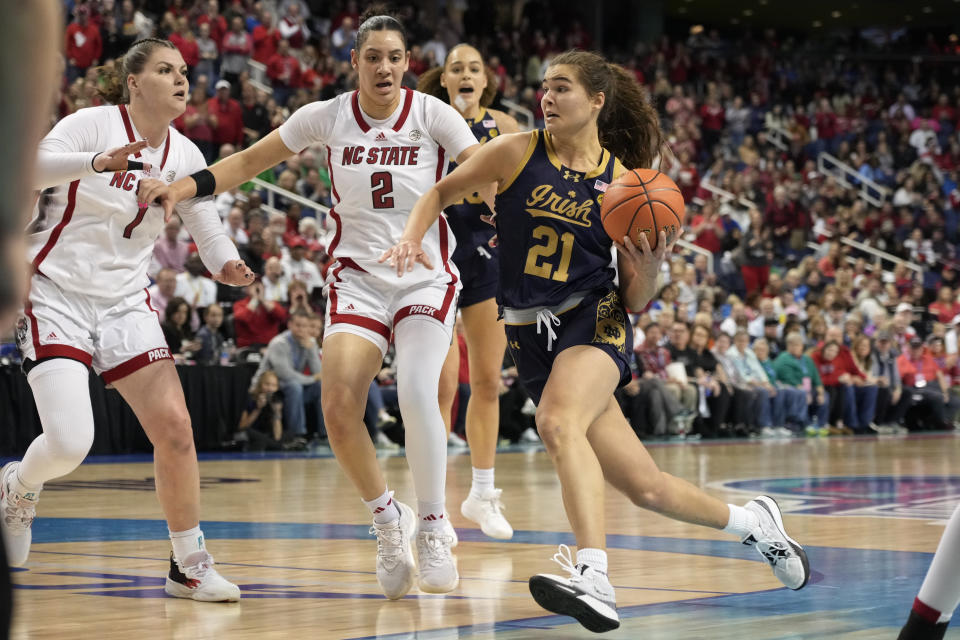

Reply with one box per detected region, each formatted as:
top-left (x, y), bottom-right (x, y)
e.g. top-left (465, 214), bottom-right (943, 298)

top-left (549, 50), bottom-right (664, 170)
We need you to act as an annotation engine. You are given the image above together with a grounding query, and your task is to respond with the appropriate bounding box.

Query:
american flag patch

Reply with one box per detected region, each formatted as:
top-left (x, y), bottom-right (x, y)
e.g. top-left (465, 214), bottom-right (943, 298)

top-left (483, 119), bottom-right (497, 127)
top-left (594, 180), bottom-right (609, 192)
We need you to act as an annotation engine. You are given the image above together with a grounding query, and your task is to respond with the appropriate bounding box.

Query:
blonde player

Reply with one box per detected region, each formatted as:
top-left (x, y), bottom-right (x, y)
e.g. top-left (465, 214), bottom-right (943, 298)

top-left (417, 45), bottom-right (518, 540)
top-left (143, 9), bottom-right (480, 597)
top-left (3, 38), bottom-right (251, 601)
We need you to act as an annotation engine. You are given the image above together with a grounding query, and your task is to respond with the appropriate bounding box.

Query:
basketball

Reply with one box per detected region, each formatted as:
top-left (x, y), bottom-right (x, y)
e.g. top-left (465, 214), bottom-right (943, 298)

top-left (600, 169), bottom-right (685, 251)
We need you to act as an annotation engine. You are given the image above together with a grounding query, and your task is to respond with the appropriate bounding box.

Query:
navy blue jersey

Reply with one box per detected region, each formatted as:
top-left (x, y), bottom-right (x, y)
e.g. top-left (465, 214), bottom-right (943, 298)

top-left (444, 107), bottom-right (501, 263)
top-left (495, 130), bottom-right (626, 309)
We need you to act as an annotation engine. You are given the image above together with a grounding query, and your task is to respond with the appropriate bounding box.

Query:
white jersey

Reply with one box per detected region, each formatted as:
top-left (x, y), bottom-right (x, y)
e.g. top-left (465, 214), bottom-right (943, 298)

top-left (278, 88), bottom-right (477, 287)
top-left (29, 105), bottom-right (239, 299)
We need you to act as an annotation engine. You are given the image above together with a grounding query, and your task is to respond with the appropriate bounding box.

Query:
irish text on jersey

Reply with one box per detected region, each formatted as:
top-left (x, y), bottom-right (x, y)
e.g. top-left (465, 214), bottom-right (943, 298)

top-left (524, 184), bottom-right (595, 227)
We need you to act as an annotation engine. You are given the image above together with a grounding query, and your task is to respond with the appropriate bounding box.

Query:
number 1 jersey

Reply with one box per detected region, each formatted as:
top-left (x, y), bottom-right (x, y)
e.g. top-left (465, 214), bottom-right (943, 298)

top-left (29, 105), bottom-right (237, 299)
top-left (278, 88), bottom-right (477, 287)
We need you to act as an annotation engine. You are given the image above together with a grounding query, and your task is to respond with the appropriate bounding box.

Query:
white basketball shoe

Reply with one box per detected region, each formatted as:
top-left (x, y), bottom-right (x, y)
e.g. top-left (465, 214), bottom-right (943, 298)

top-left (741, 495), bottom-right (810, 590)
top-left (461, 488), bottom-right (513, 539)
top-left (371, 500), bottom-right (418, 599)
top-left (416, 528), bottom-right (459, 593)
top-left (164, 551), bottom-right (241, 602)
top-left (0, 462), bottom-right (39, 567)
top-left (528, 544), bottom-right (619, 633)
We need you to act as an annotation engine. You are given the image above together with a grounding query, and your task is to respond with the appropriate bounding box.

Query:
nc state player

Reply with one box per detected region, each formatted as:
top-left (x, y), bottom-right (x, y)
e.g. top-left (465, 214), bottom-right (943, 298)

top-left (143, 9), bottom-right (480, 597)
top-left (4, 39), bottom-right (251, 601)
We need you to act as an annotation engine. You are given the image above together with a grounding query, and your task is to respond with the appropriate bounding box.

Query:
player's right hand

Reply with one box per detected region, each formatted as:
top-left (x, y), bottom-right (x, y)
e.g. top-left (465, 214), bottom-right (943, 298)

top-left (379, 239), bottom-right (434, 277)
top-left (93, 141), bottom-right (150, 173)
top-left (137, 179), bottom-right (177, 222)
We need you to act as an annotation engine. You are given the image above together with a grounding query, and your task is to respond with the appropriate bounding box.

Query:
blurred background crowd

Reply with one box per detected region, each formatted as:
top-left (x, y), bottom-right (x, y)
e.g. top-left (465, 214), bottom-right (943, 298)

top-left (8, 0), bottom-right (960, 451)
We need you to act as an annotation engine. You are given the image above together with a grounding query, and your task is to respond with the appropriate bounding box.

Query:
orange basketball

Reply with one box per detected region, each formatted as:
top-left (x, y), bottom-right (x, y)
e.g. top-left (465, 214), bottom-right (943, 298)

top-left (600, 169), bottom-right (685, 251)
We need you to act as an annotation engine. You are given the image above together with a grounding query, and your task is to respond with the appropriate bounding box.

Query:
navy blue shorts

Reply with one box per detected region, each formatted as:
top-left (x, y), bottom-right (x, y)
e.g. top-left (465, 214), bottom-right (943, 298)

top-left (504, 288), bottom-right (633, 404)
top-left (453, 244), bottom-right (499, 308)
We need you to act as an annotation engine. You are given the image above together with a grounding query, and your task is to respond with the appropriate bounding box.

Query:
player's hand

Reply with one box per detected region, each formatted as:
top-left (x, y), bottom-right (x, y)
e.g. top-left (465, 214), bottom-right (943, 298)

top-left (614, 229), bottom-right (682, 281)
top-left (93, 141), bottom-right (150, 173)
top-left (379, 239), bottom-right (433, 277)
top-left (214, 259), bottom-right (256, 286)
top-left (136, 178), bottom-right (182, 222)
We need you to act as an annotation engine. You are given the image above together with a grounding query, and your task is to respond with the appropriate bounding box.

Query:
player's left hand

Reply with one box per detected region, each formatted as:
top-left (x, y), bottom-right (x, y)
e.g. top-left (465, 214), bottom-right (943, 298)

top-left (614, 229), bottom-right (681, 281)
top-left (214, 259), bottom-right (255, 286)
top-left (379, 239), bottom-right (434, 277)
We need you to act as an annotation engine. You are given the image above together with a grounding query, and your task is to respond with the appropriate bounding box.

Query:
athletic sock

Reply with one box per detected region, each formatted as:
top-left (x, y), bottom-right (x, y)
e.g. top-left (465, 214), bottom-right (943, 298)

top-left (418, 500), bottom-right (447, 531)
top-left (363, 488), bottom-right (400, 525)
top-left (576, 548), bottom-right (608, 575)
top-left (916, 504), bottom-right (960, 622)
top-left (469, 467), bottom-right (494, 500)
top-left (169, 526), bottom-right (206, 566)
top-left (722, 504), bottom-right (760, 538)
top-left (898, 606), bottom-right (949, 640)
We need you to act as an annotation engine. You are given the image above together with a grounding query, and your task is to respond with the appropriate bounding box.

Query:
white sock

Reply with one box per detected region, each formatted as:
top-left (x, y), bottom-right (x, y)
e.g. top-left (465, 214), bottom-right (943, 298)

top-left (363, 488), bottom-right (400, 525)
top-left (169, 526), bottom-right (206, 565)
top-left (577, 548), bottom-right (608, 574)
top-left (722, 504), bottom-right (760, 538)
top-left (917, 504), bottom-right (960, 623)
top-left (418, 500), bottom-right (447, 531)
top-left (470, 467), bottom-right (494, 499)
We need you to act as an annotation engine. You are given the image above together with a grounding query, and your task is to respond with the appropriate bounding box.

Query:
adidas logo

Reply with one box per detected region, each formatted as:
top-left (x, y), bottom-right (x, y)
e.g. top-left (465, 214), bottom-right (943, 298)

top-left (344, 303), bottom-right (356, 311)
top-left (375, 131), bottom-right (387, 141)
top-left (421, 514), bottom-right (444, 521)
top-left (45, 331), bottom-right (58, 341)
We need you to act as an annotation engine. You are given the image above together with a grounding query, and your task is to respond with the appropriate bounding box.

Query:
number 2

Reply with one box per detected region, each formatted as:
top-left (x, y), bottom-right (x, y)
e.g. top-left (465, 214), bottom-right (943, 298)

top-left (371, 171), bottom-right (394, 209)
top-left (523, 225), bottom-right (574, 281)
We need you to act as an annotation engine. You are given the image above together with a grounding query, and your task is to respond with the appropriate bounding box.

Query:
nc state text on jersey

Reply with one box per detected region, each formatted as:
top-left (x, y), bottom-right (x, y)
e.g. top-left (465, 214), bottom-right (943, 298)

top-left (341, 145), bottom-right (421, 166)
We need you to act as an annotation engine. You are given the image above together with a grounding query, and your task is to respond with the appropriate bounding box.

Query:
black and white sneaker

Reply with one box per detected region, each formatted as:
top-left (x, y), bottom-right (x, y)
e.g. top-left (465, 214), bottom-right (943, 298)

top-left (741, 495), bottom-right (810, 590)
top-left (528, 545), bottom-right (619, 633)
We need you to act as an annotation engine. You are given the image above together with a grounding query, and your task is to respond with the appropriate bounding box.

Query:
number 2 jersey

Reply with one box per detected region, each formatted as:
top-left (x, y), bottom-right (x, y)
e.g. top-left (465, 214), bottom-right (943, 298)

top-left (495, 130), bottom-right (626, 309)
top-left (278, 88), bottom-right (478, 287)
top-left (29, 105), bottom-right (239, 299)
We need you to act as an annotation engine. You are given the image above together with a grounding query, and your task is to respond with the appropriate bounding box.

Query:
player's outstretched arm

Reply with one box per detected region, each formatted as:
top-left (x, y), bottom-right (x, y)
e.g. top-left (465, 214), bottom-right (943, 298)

top-left (380, 131), bottom-right (532, 276)
top-left (615, 230), bottom-right (680, 311)
top-left (140, 129), bottom-right (295, 221)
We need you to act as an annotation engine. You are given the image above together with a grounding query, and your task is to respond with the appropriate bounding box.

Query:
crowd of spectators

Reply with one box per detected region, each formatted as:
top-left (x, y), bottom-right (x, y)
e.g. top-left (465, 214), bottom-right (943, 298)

top-left (21, 0), bottom-right (960, 446)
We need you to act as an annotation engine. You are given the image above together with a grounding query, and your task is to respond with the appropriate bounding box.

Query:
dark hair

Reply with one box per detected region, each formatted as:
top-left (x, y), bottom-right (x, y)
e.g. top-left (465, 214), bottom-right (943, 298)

top-left (96, 38), bottom-right (178, 104)
top-left (165, 296), bottom-right (190, 324)
top-left (356, 5), bottom-right (406, 51)
top-left (418, 45), bottom-right (498, 108)
top-left (547, 50), bottom-right (663, 170)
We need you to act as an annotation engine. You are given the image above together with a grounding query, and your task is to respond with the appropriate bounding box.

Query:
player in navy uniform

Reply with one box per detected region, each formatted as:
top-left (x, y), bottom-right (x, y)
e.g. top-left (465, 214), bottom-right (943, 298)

top-left (384, 50), bottom-right (809, 632)
top-left (418, 44), bottom-right (519, 540)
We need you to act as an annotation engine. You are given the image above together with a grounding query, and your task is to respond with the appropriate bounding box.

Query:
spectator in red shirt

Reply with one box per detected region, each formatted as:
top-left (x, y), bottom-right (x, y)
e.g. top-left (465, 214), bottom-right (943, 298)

top-left (699, 95), bottom-right (725, 150)
top-left (897, 337), bottom-right (954, 429)
top-left (168, 16), bottom-right (199, 68)
top-left (221, 16), bottom-right (253, 90)
top-left (931, 286), bottom-right (960, 324)
top-left (252, 11), bottom-right (279, 64)
top-left (277, 3), bottom-right (310, 51)
top-left (207, 79), bottom-right (244, 147)
top-left (267, 39), bottom-right (301, 105)
top-left (688, 201), bottom-right (725, 254)
top-left (234, 279), bottom-right (289, 348)
top-left (65, 5), bottom-right (102, 82)
top-left (814, 98), bottom-right (838, 141)
top-left (812, 341), bottom-right (862, 433)
top-left (196, 0), bottom-right (227, 49)
top-left (765, 185), bottom-right (797, 255)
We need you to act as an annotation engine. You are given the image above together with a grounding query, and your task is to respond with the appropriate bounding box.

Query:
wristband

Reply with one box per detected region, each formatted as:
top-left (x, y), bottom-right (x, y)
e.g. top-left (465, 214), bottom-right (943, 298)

top-left (189, 168), bottom-right (217, 197)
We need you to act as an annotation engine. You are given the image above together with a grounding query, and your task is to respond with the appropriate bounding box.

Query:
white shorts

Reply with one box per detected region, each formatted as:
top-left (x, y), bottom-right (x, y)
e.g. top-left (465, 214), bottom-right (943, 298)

top-left (324, 259), bottom-right (460, 355)
top-left (16, 273), bottom-right (172, 383)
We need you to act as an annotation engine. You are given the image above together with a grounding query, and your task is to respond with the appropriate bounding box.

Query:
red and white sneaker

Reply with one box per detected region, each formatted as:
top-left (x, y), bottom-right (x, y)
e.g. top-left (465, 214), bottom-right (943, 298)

top-left (0, 462), bottom-right (39, 567)
top-left (164, 551), bottom-right (241, 602)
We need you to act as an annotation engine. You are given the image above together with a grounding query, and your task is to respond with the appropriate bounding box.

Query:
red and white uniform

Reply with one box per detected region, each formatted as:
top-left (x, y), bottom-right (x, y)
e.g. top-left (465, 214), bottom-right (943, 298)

top-left (278, 88), bottom-right (476, 353)
top-left (18, 105), bottom-right (239, 382)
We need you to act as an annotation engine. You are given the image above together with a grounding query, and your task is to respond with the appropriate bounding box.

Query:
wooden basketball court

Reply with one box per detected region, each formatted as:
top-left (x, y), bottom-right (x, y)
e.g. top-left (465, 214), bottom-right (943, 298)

top-left (7, 433), bottom-right (960, 639)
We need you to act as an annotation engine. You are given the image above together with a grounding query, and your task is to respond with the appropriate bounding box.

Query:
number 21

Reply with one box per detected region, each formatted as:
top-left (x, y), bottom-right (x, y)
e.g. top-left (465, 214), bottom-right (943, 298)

top-left (523, 225), bottom-right (574, 282)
